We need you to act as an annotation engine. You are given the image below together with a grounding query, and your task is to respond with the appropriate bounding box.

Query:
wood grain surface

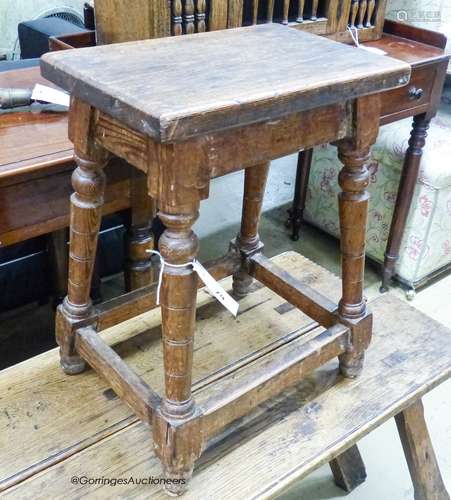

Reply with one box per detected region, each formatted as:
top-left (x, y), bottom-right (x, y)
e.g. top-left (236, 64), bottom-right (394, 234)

top-left (365, 33), bottom-right (445, 66)
top-left (1, 252), bottom-right (450, 498)
top-left (0, 68), bottom-right (71, 179)
top-left (40, 24), bottom-right (410, 142)
top-left (94, 0), bottom-right (171, 44)
top-left (0, 252), bottom-right (339, 489)
top-left (0, 160), bottom-right (131, 245)
top-left (0, 67), bottom-right (132, 246)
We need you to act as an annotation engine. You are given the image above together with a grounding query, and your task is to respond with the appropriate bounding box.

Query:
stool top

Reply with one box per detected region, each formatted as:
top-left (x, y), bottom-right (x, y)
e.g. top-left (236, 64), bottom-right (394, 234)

top-left (41, 24), bottom-right (410, 143)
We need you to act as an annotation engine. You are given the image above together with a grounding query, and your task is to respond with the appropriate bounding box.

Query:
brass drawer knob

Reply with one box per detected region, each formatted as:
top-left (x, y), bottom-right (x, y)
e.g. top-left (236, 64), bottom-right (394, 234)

top-left (408, 87), bottom-right (424, 100)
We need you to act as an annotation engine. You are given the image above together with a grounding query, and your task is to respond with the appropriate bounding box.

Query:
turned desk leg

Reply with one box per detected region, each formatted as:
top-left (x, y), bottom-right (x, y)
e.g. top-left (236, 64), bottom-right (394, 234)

top-left (232, 162), bottom-right (270, 298)
top-left (287, 149), bottom-right (313, 241)
top-left (395, 399), bottom-right (450, 500)
top-left (153, 204), bottom-right (202, 495)
top-left (336, 141), bottom-right (371, 378)
top-left (56, 150), bottom-right (108, 375)
top-left (124, 170), bottom-right (156, 291)
top-left (381, 115), bottom-right (430, 293)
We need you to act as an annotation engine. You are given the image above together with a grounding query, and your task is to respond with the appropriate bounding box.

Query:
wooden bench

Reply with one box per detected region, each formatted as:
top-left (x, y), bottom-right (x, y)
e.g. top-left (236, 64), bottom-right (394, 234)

top-left (0, 252), bottom-right (449, 499)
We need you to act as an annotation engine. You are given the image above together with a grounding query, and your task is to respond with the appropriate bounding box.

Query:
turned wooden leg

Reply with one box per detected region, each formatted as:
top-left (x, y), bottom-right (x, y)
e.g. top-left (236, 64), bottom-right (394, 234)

top-left (287, 149), bottom-right (313, 241)
top-left (381, 115), bottom-right (430, 292)
top-left (232, 162), bottom-right (270, 299)
top-left (49, 228), bottom-right (102, 306)
top-left (48, 228), bottom-right (69, 307)
top-left (124, 170), bottom-right (156, 291)
top-left (336, 141), bottom-right (371, 378)
top-left (91, 247), bottom-right (103, 304)
top-left (56, 149), bottom-right (108, 375)
top-left (395, 399), bottom-right (450, 500)
top-left (152, 203), bottom-right (202, 495)
top-left (329, 444), bottom-right (367, 492)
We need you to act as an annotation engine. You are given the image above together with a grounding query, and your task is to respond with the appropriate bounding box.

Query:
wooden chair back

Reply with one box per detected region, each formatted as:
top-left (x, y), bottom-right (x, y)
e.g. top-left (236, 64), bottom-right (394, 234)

top-left (94, 0), bottom-right (388, 44)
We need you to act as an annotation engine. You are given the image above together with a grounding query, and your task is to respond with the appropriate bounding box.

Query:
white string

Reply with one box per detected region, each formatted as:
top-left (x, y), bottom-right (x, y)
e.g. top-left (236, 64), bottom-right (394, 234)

top-left (348, 26), bottom-right (361, 48)
top-left (147, 250), bottom-right (195, 305)
top-left (147, 249), bottom-right (239, 316)
top-left (347, 25), bottom-right (387, 55)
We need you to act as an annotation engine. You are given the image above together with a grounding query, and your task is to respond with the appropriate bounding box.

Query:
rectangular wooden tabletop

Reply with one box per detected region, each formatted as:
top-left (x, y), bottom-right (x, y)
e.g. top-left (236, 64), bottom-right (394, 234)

top-left (40, 24), bottom-right (411, 142)
top-left (1, 252), bottom-right (450, 498)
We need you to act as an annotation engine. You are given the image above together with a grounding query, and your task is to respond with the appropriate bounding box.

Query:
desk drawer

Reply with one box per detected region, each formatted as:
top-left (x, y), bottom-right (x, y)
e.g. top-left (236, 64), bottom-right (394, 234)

top-left (381, 64), bottom-right (434, 117)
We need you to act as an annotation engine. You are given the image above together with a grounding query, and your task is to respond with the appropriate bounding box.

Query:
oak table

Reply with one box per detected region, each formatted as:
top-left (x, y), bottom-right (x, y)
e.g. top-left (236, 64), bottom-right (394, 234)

top-left (0, 253), bottom-right (449, 499)
top-left (40, 23), bottom-right (410, 494)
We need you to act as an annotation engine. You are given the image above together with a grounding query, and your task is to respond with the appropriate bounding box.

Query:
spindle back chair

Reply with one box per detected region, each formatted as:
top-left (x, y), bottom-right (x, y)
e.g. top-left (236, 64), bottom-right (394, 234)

top-left (94, 0), bottom-right (387, 44)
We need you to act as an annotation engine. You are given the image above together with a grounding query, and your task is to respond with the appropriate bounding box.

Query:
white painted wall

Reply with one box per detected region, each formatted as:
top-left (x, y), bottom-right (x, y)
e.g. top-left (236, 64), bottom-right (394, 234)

top-left (387, 0), bottom-right (444, 28)
top-left (387, 0), bottom-right (451, 70)
top-left (0, 0), bottom-right (85, 59)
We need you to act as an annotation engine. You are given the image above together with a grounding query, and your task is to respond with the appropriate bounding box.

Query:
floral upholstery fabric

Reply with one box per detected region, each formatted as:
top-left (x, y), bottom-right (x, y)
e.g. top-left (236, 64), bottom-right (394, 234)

top-left (304, 89), bottom-right (451, 286)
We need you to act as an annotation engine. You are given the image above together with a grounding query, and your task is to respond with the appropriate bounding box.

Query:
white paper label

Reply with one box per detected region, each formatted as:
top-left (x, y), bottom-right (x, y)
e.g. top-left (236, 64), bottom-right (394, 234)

top-left (192, 260), bottom-right (239, 317)
top-left (360, 46), bottom-right (387, 56)
top-left (32, 84), bottom-right (70, 107)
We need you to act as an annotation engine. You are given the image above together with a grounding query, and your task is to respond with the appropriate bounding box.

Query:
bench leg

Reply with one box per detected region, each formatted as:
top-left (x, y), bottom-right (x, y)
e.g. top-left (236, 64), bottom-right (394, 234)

top-left (232, 162), bottom-right (270, 298)
top-left (395, 399), bottom-right (450, 500)
top-left (329, 444), bottom-right (367, 492)
top-left (287, 149), bottom-right (313, 242)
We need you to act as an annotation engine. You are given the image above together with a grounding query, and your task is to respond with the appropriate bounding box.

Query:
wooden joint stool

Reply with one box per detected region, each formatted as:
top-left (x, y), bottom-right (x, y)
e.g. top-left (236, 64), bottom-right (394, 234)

top-left (41, 24), bottom-right (410, 494)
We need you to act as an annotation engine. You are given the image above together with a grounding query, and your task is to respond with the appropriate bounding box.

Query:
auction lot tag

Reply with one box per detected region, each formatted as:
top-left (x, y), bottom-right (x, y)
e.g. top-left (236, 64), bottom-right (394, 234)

top-left (32, 84), bottom-right (70, 107)
top-left (192, 260), bottom-right (239, 317)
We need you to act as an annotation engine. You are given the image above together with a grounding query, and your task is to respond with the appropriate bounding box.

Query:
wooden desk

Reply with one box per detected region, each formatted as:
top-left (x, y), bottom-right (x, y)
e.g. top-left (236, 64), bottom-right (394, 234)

top-left (0, 253), bottom-right (449, 499)
top-left (40, 23), bottom-right (410, 493)
top-left (288, 21), bottom-right (450, 293)
top-left (0, 67), bottom-right (73, 202)
top-left (0, 67), bottom-right (154, 299)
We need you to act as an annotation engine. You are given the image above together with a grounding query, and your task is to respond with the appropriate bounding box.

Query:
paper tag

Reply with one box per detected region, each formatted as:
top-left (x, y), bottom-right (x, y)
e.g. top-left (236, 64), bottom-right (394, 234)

top-left (192, 261), bottom-right (239, 317)
top-left (348, 26), bottom-right (387, 56)
top-left (360, 46), bottom-right (387, 56)
top-left (32, 84), bottom-right (70, 107)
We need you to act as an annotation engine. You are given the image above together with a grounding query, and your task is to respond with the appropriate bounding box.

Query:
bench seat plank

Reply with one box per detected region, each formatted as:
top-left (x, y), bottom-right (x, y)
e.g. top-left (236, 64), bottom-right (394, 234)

top-left (2, 284), bottom-right (450, 498)
top-left (0, 252), bottom-right (341, 490)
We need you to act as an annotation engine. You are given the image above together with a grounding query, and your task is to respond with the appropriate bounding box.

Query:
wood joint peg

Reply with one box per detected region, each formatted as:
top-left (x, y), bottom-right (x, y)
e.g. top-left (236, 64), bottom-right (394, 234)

top-left (338, 309), bottom-right (373, 353)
